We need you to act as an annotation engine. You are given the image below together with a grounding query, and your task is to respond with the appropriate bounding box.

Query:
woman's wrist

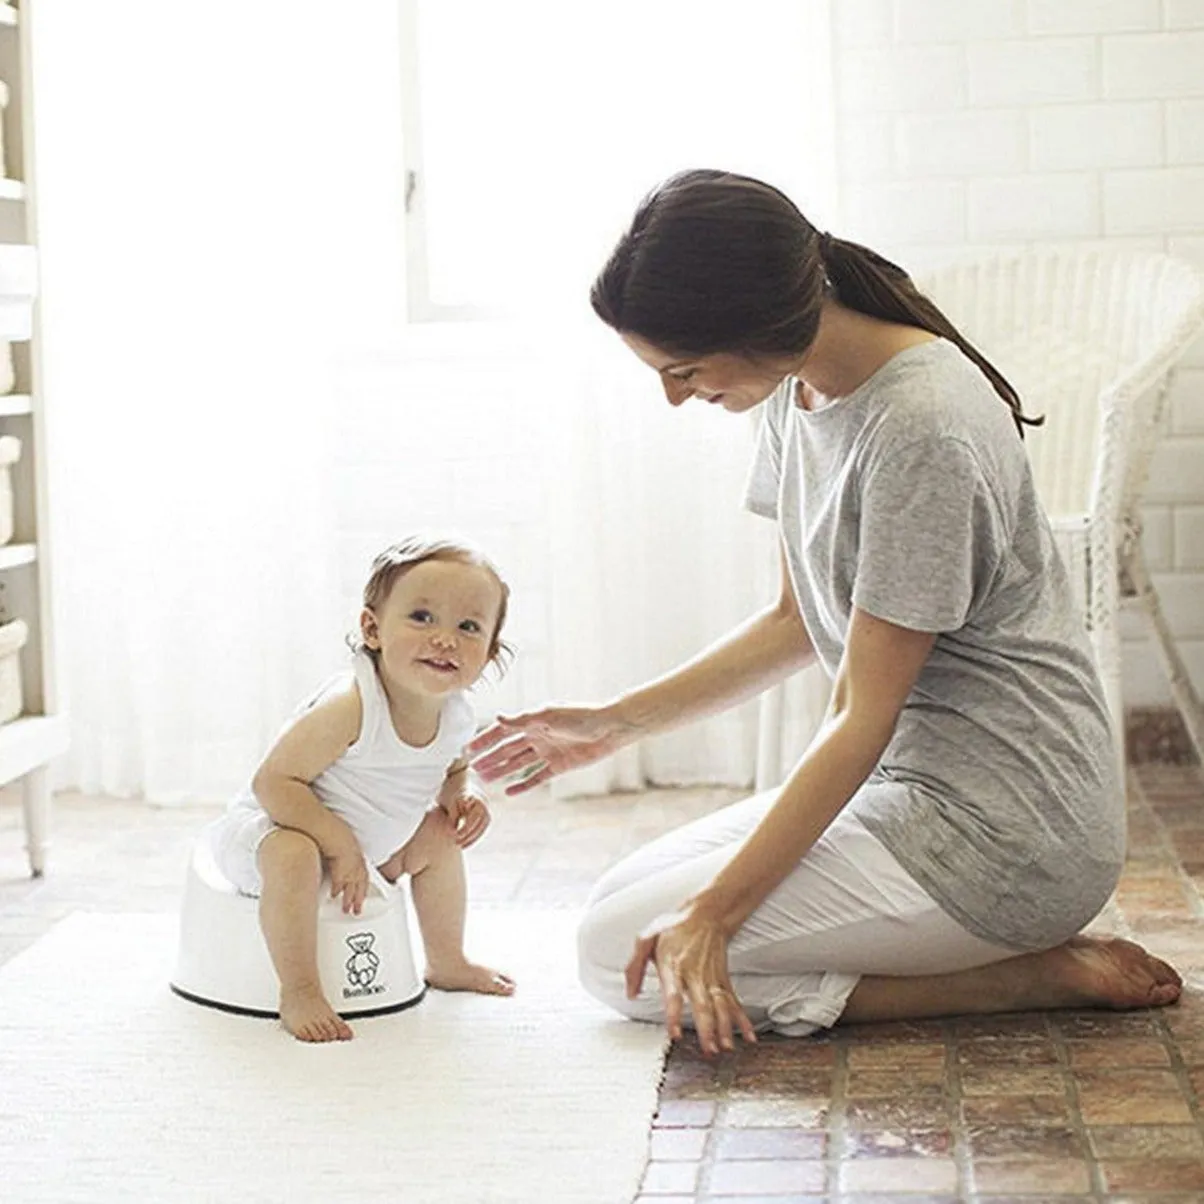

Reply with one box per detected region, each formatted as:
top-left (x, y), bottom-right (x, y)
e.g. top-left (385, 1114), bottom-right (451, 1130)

top-left (605, 690), bottom-right (659, 740)
top-left (683, 886), bottom-right (742, 940)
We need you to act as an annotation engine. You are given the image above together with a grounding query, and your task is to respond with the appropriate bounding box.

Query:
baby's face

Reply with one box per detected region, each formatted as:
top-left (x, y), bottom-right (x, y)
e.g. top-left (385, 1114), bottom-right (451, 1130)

top-left (364, 558), bottom-right (503, 698)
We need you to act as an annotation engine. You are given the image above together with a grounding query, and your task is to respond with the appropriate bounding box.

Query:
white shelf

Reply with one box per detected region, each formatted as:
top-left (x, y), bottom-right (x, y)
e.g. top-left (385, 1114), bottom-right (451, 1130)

top-left (0, 542), bottom-right (35, 570)
top-left (0, 714), bottom-right (69, 788)
top-left (1, 0), bottom-right (65, 876)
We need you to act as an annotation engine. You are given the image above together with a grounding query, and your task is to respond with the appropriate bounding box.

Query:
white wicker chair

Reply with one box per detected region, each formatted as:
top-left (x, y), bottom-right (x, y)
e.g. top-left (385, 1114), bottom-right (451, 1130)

top-left (755, 247), bottom-right (1204, 789)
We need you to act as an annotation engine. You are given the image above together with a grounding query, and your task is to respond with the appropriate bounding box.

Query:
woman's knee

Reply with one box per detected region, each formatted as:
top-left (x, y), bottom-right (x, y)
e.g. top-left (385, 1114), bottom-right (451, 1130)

top-left (577, 893), bottom-right (647, 986)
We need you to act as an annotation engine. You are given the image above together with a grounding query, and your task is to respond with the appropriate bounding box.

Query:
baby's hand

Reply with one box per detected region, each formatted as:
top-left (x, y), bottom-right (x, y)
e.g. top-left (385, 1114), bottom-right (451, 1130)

top-left (442, 792), bottom-right (491, 850)
top-left (327, 841), bottom-right (369, 915)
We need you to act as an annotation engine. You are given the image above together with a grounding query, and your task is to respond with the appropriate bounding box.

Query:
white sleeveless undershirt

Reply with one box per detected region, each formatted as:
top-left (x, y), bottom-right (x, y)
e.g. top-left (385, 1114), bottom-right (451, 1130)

top-left (232, 651), bottom-right (476, 867)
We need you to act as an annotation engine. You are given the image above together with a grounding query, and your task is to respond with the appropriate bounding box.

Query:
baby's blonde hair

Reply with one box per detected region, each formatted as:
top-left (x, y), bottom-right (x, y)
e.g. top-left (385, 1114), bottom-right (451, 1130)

top-left (348, 534), bottom-right (514, 673)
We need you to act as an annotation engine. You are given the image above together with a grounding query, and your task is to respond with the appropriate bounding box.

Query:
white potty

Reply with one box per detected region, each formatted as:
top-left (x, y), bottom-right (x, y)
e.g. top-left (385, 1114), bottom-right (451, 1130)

top-left (171, 828), bottom-right (426, 1018)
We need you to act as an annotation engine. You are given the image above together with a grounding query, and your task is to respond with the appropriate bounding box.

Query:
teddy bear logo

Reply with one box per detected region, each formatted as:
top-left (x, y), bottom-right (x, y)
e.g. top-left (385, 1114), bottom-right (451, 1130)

top-left (345, 932), bottom-right (380, 988)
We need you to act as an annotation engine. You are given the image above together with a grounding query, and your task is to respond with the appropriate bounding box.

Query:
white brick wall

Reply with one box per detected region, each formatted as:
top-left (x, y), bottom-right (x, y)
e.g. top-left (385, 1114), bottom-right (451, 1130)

top-left (833, 0), bottom-right (1204, 707)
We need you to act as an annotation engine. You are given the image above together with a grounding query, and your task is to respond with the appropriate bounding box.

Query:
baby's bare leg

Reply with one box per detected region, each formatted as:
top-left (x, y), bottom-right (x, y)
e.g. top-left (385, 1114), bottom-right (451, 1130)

top-left (258, 829), bottom-right (353, 1041)
top-left (393, 808), bottom-right (515, 996)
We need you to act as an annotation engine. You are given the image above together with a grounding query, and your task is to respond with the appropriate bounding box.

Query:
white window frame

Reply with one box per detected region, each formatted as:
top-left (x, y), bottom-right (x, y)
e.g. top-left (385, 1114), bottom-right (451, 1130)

top-left (399, 0), bottom-right (837, 325)
top-left (399, 0), bottom-right (499, 323)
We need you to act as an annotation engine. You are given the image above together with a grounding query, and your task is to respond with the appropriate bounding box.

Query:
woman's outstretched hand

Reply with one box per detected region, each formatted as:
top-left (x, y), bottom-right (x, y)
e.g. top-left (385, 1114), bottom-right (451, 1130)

top-left (467, 704), bottom-right (636, 795)
top-left (625, 909), bottom-right (758, 1058)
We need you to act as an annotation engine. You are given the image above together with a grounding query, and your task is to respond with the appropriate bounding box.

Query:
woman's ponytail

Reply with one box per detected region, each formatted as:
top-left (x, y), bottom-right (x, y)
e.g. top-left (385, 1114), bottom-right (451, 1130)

top-left (819, 234), bottom-right (1042, 438)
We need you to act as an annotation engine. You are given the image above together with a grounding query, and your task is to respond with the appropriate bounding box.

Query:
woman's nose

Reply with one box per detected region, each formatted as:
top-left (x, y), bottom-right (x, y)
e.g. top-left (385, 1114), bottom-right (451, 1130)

top-left (661, 376), bottom-right (692, 407)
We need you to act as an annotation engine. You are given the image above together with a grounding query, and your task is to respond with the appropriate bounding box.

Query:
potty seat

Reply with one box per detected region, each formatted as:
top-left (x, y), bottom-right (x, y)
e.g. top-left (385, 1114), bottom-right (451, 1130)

top-left (171, 827), bottom-right (426, 1018)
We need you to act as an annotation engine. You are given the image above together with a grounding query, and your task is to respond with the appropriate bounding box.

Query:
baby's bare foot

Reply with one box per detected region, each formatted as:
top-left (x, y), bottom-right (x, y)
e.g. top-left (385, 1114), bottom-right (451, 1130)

top-left (1059, 936), bottom-right (1182, 1010)
top-left (426, 960), bottom-right (516, 996)
top-left (280, 985), bottom-right (354, 1041)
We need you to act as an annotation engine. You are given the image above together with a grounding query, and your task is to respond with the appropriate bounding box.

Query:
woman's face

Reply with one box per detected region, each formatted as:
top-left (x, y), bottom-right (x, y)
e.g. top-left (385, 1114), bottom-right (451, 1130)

top-left (620, 333), bottom-right (796, 413)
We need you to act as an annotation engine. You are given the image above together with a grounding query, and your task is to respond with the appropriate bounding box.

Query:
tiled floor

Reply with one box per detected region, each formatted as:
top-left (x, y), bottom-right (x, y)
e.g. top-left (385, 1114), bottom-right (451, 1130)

top-left (3, 761), bottom-right (1204, 1202)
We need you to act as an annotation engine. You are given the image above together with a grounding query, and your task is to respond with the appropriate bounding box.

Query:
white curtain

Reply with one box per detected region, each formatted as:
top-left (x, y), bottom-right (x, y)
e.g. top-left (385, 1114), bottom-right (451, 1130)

top-left (36, 2), bottom-right (836, 803)
top-left (36, 5), bottom-right (407, 800)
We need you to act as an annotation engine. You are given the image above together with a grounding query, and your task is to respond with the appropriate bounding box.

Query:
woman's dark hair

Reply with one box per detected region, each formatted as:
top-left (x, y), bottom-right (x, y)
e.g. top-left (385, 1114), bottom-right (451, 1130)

top-left (590, 169), bottom-right (1040, 438)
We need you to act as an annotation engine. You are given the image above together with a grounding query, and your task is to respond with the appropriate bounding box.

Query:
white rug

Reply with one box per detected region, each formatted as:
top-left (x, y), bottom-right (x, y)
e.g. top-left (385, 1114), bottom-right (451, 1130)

top-left (0, 910), bottom-right (667, 1204)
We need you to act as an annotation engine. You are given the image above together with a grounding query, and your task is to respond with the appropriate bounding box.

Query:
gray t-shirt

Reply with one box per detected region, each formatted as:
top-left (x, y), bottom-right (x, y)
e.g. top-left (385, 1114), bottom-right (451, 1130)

top-left (744, 337), bottom-right (1124, 951)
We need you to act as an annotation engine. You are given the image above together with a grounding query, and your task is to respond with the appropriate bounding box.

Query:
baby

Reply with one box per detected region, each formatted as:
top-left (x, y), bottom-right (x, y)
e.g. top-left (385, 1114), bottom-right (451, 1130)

top-left (206, 535), bottom-right (515, 1041)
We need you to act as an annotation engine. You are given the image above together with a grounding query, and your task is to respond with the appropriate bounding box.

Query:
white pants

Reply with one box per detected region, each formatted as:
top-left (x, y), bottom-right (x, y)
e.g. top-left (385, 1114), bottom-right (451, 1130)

top-left (578, 792), bottom-right (1017, 1037)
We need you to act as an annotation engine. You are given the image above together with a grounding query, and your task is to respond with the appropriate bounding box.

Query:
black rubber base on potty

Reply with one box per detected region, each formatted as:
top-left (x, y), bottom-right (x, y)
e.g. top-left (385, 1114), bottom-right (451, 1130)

top-left (169, 982), bottom-right (428, 1020)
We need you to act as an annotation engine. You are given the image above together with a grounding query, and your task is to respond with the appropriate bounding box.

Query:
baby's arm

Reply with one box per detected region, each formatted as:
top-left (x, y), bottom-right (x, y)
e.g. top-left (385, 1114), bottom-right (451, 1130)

top-left (252, 680), bottom-right (367, 910)
top-left (436, 756), bottom-right (492, 849)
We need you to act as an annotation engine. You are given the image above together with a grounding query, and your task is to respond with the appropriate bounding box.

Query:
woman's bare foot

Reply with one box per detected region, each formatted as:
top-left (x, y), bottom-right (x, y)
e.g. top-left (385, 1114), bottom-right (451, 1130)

top-left (1056, 936), bottom-right (1183, 1010)
top-left (426, 959), bottom-right (516, 996)
top-left (279, 984), bottom-right (354, 1042)
top-left (843, 935), bottom-right (1182, 1026)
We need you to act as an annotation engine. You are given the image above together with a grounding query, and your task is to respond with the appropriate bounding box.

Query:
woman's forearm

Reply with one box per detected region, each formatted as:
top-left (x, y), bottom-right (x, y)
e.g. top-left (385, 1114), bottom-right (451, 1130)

top-left (610, 601), bottom-right (815, 739)
top-left (690, 708), bottom-right (890, 936)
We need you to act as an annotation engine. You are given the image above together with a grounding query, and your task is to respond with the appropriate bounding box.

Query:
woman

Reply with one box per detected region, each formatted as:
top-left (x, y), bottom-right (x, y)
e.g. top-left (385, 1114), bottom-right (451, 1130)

top-left (469, 170), bottom-right (1181, 1056)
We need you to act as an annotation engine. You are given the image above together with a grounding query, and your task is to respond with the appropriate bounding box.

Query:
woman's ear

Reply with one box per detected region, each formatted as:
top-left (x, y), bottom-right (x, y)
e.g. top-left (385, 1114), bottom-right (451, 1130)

top-left (360, 607), bottom-right (381, 650)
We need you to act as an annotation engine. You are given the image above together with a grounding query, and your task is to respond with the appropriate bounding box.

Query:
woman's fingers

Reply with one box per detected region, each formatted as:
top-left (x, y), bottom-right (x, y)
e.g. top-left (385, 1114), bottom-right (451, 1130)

top-left (465, 713), bottom-right (520, 750)
top-left (466, 713), bottom-right (541, 759)
top-left (470, 735), bottom-right (544, 783)
top-left (503, 760), bottom-right (554, 796)
top-left (624, 935), bottom-right (656, 999)
top-left (688, 981), bottom-right (723, 1055)
top-left (658, 959), bottom-right (685, 1041)
top-left (733, 999), bottom-right (759, 1046)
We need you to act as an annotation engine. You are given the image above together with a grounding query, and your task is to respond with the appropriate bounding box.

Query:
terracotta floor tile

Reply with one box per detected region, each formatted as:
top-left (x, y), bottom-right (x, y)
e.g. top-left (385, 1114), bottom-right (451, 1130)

top-left (1100, 1157), bottom-right (1204, 1193)
top-left (1065, 1037), bottom-right (1172, 1068)
top-left (970, 1157), bottom-right (1092, 1194)
top-left (653, 1099), bottom-right (717, 1128)
top-left (1053, 1011), bottom-right (1162, 1039)
top-left (957, 1039), bottom-right (1060, 1068)
top-left (974, 1197), bottom-right (1093, 1204)
top-left (837, 1019), bottom-right (947, 1042)
top-left (972, 1194), bottom-right (1098, 1204)
top-left (660, 1054), bottom-right (731, 1100)
top-left (711, 1127), bottom-right (827, 1160)
top-left (725, 1073), bottom-right (834, 1098)
top-left (952, 1013), bottom-right (1051, 1040)
top-left (1088, 1123), bottom-right (1204, 1159)
top-left (731, 1038), bottom-right (836, 1069)
top-left (648, 1127), bottom-right (708, 1161)
top-left (966, 1124), bottom-right (1085, 1160)
top-left (837, 1156), bottom-right (959, 1194)
top-left (706, 1158), bottom-right (827, 1195)
top-left (846, 1041), bottom-right (947, 1070)
top-left (960, 1066), bottom-right (1067, 1096)
top-left (835, 1197), bottom-right (961, 1204)
top-left (701, 1197), bottom-right (826, 1204)
top-left (845, 1096), bottom-right (952, 1130)
top-left (718, 1098), bottom-right (832, 1129)
top-left (1078, 1094), bottom-right (1194, 1125)
top-left (640, 1159), bottom-right (701, 1195)
top-left (961, 1094), bottom-right (1073, 1126)
top-left (843, 1128), bottom-right (953, 1158)
top-left (846, 1067), bottom-right (947, 1097)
